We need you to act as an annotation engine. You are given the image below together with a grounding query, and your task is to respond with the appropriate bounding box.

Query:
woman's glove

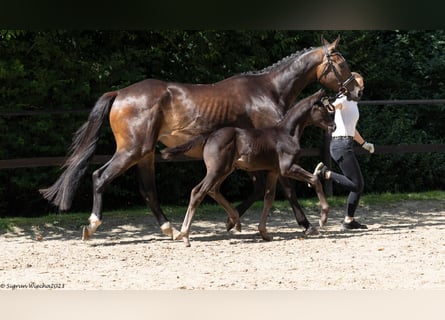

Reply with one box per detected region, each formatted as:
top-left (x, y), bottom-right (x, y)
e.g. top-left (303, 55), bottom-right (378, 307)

top-left (361, 141), bottom-right (375, 153)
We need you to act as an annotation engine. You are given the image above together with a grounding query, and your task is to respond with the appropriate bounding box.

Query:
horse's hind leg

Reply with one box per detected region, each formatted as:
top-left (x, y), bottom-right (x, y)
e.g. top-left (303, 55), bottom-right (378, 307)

top-left (136, 154), bottom-right (180, 239)
top-left (82, 151), bottom-right (138, 240)
top-left (278, 177), bottom-right (319, 236)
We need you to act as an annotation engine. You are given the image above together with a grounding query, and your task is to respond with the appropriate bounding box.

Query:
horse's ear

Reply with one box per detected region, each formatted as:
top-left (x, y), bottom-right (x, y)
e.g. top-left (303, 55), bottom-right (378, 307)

top-left (322, 35), bottom-right (341, 50)
top-left (331, 35), bottom-right (341, 49)
top-left (321, 35), bottom-right (329, 46)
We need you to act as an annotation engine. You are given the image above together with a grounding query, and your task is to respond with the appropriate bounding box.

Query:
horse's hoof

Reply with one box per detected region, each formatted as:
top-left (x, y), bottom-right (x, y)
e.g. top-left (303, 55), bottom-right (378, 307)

top-left (259, 230), bottom-right (273, 241)
top-left (304, 225), bottom-right (319, 236)
top-left (172, 228), bottom-right (182, 240)
top-left (319, 216), bottom-right (328, 227)
top-left (174, 231), bottom-right (185, 241)
top-left (161, 222), bottom-right (174, 238)
top-left (226, 218), bottom-right (235, 231)
top-left (183, 237), bottom-right (191, 247)
top-left (82, 226), bottom-right (91, 241)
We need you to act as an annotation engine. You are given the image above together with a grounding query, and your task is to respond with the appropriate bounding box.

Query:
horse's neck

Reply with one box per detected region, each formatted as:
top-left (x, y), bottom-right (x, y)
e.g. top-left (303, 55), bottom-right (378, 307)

top-left (269, 48), bottom-right (322, 108)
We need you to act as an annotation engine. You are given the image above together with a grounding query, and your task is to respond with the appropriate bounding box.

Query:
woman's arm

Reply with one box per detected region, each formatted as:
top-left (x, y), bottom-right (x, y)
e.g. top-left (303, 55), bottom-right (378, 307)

top-left (355, 129), bottom-right (374, 153)
top-left (354, 129), bottom-right (365, 145)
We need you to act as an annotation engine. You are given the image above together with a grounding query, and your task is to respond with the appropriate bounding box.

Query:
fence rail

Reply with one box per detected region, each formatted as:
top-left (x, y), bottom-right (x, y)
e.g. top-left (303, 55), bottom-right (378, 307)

top-left (1, 144), bottom-right (445, 170)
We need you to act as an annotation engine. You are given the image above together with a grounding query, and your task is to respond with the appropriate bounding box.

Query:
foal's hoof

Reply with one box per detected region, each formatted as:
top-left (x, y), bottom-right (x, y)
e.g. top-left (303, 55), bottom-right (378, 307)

top-left (183, 237), bottom-right (191, 247)
top-left (174, 232), bottom-right (191, 247)
top-left (173, 231), bottom-right (184, 241)
top-left (259, 230), bottom-right (273, 241)
top-left (304, 225), bottom-right (319, 236)
top-left (226, 217), bottom-right (235, 231)
top-left (319, 216), bottom-right (328, 227)
top-left (171, 228), bottom-right (182, 240)
top-left (82, 226), bottom-right (91, 241)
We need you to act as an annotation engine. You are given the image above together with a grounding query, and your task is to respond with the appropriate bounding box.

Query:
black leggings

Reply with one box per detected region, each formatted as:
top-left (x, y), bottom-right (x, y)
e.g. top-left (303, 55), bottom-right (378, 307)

top-left (329, 137), bottom-right (364, 218)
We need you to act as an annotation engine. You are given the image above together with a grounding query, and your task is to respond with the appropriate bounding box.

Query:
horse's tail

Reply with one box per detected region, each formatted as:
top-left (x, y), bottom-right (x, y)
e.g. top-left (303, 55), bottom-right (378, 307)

top-left (39, 91), bottom-right (118, 211)
top-left (160, 134), bottom-right (207, 160)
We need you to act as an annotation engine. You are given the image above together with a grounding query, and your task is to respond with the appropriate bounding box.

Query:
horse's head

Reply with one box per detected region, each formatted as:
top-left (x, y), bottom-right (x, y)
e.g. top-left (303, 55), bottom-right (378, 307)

top-left (317, 36), bottom-right (362, 101)
top-left (309, 89), bottom-right (336, 132)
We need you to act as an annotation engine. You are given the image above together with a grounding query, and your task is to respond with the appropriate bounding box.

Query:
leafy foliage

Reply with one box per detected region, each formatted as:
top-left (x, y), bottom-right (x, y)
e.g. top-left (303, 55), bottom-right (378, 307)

top-left (1, 30), bottom-right (444, 216)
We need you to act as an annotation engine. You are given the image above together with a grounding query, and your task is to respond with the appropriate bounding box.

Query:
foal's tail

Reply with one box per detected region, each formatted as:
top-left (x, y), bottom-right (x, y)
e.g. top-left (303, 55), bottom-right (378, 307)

top-left (39, 91), bottom-right (118, 211)
top-left (161, 135), bottom-right (207, 160)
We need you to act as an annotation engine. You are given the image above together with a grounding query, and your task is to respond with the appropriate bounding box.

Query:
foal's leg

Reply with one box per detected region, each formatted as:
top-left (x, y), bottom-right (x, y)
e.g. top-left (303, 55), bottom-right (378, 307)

top-left (258, 172), bottom-right (278, 241)
top-left (230, 172), bottom-right (317, 236)
top-left (278, 177), bottom-right (319, 235)
top-left (283, 164), bottom-right (330, 227)
top-left (177, 164), bottom-right (238, 246)
top-left (83, 151), bottom-right (139, 240)
top-left (207, 175), bottom-right (241, 233)
top-left (235, 171), bottom-right (266, 216)
top-left (137, 153), bottom-right (180, 239)
top-left (176, 178), bottom-right (215, 247)
top-left (226, 171), bottom-right (266, 231)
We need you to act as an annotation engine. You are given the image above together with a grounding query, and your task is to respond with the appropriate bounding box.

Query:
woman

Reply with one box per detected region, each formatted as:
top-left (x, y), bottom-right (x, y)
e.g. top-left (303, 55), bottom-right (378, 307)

top-left (313, 72), bottom-right (374, 230)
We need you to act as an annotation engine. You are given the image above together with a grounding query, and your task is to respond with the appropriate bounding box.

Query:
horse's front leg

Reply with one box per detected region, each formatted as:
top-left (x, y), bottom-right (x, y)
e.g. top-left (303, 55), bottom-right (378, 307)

top-left (282, 164), bottom-right (330, 228)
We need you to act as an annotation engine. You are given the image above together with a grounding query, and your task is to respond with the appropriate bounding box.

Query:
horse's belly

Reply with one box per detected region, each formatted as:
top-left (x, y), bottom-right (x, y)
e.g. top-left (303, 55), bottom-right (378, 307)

top-left (235, 155), bottom-right (275, 172)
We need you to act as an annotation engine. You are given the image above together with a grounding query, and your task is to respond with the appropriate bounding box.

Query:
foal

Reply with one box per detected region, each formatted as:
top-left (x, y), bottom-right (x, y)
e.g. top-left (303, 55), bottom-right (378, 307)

top-left (161, 89), bottom-right (335, 246)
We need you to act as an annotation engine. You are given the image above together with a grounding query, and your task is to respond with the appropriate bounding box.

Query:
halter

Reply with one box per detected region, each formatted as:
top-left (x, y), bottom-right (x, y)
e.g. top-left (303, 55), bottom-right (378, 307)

top-left (318, 96), bottom-right (335, 113)
top-left (318, 45), bottom-right (356, 98)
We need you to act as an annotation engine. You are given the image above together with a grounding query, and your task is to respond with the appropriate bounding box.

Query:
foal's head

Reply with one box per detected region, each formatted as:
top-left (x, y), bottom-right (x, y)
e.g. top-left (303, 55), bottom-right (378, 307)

top-left (303, 89), bottom-right (336, 132)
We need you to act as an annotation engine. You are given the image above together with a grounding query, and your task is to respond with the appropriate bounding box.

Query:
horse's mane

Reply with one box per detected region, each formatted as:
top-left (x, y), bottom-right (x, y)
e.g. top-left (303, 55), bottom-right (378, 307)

top-left (241, 47), bottom-right (316, 76)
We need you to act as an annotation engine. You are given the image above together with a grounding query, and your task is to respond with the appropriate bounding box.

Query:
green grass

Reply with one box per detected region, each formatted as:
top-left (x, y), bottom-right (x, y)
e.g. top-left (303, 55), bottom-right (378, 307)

top-left (1, 190), bottom-right (444, 232)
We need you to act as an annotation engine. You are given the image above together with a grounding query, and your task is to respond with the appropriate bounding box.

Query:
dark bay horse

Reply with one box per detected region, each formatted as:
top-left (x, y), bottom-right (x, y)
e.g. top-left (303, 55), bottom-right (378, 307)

top-left (40, 36), bottom-right (360, 241)
top-left (161, 89), bottom-right (335, 246)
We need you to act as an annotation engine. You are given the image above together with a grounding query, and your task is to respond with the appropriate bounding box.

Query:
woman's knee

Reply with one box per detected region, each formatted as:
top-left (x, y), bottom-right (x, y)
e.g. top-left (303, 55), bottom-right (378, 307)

top-left (352, 179), bottom-right (364, 193)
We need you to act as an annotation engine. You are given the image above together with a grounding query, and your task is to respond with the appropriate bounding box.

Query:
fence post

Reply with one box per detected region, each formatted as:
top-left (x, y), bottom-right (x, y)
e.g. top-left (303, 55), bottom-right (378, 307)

top-left (322, 130), bottom-right (333, 197)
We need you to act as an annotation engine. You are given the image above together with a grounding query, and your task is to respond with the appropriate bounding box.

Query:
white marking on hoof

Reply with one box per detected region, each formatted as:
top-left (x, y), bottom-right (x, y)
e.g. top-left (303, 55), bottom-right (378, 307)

top-left (161, 222), bottom-right (173, 237)
top-left (82, 214), bottom-right (102, 240)
top-left (174, 231), bottom-right (184, 241)
top-left (172, 228), bottom-right (182, 240)
top-left (89, 214), bottom-right (102, 230)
